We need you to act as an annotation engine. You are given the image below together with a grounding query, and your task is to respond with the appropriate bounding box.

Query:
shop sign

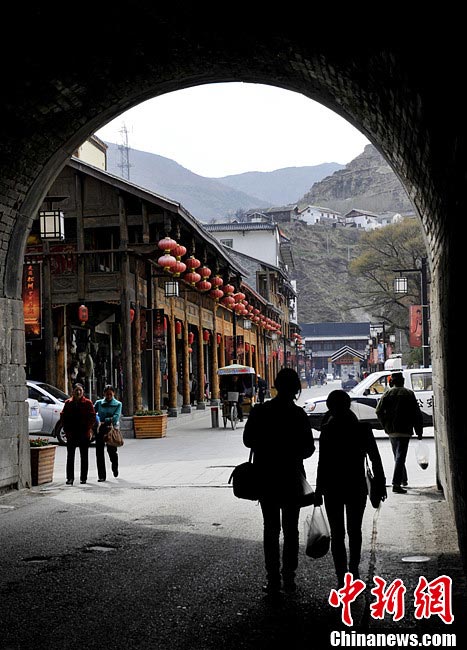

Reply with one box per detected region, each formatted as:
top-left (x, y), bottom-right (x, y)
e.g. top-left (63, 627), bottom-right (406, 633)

top-left (153, 309), bottom-right (166, 351)
top-left (22, 263), bottom-right (42, 339)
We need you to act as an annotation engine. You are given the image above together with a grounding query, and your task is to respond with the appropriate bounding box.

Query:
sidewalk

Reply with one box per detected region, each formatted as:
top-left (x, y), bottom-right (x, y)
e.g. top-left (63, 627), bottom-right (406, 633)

top-left (1, 409), bottom-right (465, 648)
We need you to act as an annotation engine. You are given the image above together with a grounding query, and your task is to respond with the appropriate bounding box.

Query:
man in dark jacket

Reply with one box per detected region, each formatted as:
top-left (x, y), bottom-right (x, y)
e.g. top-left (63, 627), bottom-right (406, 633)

top-left (60, 383), bottom-right (96, 485)
top-left (243, 368), bottom-right (315, 595)
top-left (375, 372), bottom-right (423, 493)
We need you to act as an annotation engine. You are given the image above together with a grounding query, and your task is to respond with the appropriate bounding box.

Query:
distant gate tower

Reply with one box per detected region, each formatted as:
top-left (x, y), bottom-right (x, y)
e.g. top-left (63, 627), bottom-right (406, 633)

top-left (118, 124), bottom-right (132, 180)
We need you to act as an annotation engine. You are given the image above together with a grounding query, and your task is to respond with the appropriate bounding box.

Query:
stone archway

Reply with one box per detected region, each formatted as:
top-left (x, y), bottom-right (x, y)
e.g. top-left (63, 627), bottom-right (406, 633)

top-left (1, 10), bottom-right (466, 567)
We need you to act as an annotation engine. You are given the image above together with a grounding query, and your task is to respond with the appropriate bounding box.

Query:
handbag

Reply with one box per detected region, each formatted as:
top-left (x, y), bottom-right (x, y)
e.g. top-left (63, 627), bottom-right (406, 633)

top-left (228, 450), bottom-right (260, 500)
top-left (103, 423), bottom-right (124, 447)
top-left (365, 455), bottom-right (385, 508)
top-left (304, 506), bottom-right (330, 558)
top-left (298, 473), bottom-right (315, 507)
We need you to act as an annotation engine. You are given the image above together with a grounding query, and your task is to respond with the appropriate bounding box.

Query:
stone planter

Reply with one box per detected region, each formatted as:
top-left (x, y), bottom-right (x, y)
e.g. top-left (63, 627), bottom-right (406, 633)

top-left (30, 445), bottom-right (56, 486)
top-left (133, 414), bottom-right (167, 438)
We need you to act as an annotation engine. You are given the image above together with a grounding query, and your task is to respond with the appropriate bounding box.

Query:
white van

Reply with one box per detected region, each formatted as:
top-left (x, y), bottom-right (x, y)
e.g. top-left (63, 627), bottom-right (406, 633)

top-left (303, 368), bottom-right (433, 432)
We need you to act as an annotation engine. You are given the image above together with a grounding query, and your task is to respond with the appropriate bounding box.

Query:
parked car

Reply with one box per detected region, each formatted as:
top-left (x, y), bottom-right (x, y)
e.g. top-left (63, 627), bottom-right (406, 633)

top-left (26, 380), bottom-right (69, 444)
top-left (302, 368), bottom-right (433, 433)
top-left (27, 397), bottom-right (43, 434)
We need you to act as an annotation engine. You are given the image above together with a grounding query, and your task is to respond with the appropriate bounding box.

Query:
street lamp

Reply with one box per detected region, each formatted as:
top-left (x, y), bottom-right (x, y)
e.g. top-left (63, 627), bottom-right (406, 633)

top-left (393, 257), bottom-right (430, 368)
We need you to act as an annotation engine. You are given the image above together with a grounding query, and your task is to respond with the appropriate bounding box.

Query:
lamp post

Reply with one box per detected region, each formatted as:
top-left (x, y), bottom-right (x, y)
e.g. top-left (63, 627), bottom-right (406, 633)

top-left (393, 256), bottom-right (430, 368)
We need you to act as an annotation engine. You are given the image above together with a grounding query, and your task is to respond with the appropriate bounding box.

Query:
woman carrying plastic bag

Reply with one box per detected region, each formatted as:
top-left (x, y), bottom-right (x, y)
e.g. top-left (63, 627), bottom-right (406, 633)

top-left (314, 390), bottom-right (386, 588)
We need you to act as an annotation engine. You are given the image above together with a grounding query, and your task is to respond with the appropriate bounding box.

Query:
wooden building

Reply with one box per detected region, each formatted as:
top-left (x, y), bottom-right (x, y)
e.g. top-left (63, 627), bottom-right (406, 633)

top-left (24, 158), bottom-right (290, 416)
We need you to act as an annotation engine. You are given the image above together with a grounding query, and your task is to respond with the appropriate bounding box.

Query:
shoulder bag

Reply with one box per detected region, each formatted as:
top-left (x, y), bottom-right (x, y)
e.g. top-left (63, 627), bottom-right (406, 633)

top-left (228, 450), bottom-right (260, 500)
top-left (104, 423), bottom-right (124, 447)
top-left (298, 473), bottom-right (315, 507)
top-left (365, 455), bottom-right (385, 508)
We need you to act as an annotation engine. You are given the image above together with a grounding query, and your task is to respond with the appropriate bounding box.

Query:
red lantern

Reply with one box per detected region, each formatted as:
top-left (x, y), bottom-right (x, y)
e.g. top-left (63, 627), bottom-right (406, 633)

top-left (234, 292), bottom-right (245, 303)
top-left (130, 308), bottom-right (135, 323)
top-left (157, 236), bottom-right (178, 252)
top-left (245, 342), bottom-right (250, 352)
top-left (209, 288), bottom-right (224, 301)
top-left (173, 244), bottom-right (187, 258)
top-left (221, 296), bottom-right (235, 308)
top-left (216, 333), bottom-right (222, 345)
top-left (175, 321), bottom-right (182, 336)
top-left (224, 284), bottom-right (235, 295)
top-left (172, 260), bottom-right (187, 277)
top-left (158, 253), bottom-right (177, 272)
top-left (199, 266), bottom-right (211, 279)
top-left (203, 329), bottom-right (210, 342)
top-left (188, 331), bottom-right (195, 344)
top-left (78, 304), bottom-right (89, 324)
top-left (184, 271), bottom-right (201, 285)
top-left (196, 280), bottom-right (212, 292)
top-left (211, 275), bottom-right (224, 288)
top-left (186, 256), bottom-right (201, 270)
top-left (188, 347), bottom-right (193, 354)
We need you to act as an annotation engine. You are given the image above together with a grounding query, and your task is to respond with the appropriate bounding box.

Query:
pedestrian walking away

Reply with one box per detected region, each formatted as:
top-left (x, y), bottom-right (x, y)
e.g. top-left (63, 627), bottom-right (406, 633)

top-left (375, 371), bottom-right (423, 493)
top-left (94, 385), bottom-right (123, 481)
top-left (60, 383), bottom-right (96, 485)
top-left (314, 389), bottom-right (386, 587)
top-left (243, 368), bottom-right (315, 595)
top-left (257, 374), bottom-right (267, 404)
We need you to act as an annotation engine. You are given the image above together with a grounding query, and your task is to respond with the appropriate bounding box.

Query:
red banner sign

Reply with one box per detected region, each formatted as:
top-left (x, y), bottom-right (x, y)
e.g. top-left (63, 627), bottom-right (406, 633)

top-left (22, 263), bottom-right (42, 339)
top-left (409, 305), bottom-right (423, 347)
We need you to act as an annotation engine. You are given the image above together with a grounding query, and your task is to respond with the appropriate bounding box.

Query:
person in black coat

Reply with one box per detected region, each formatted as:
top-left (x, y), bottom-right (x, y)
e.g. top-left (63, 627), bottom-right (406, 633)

top-left (314, 390), bottom-right (386, 587)
top-left (243, 368), bottom-right (315, 594)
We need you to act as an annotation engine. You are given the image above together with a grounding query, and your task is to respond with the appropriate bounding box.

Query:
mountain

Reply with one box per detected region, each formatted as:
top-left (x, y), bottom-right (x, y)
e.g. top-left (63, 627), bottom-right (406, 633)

top-left (105, 142), bottom-right (271, 221)
top-left (216, 163), bottom-right (343, 205)
top-left (104, 142), bottom-right (342, 221)
top-left (299, 144), bottom-right (414, 215)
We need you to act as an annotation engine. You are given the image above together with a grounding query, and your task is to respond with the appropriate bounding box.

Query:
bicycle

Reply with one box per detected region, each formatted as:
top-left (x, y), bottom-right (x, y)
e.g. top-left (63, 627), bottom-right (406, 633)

top-left (222, 391), bottom-right (239, 429)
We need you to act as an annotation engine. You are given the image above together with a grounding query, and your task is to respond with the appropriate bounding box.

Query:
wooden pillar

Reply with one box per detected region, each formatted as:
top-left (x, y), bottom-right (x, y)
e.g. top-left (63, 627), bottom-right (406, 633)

top-left (168, 299), bottom-right (178, 416)
top-left (181, 317), bottom-right (191, 412)
top-left (197, 310), bottom-right (206, 408)
top-left (119, 195), bottom-right (133, 415)
top-left (42, 242), bottom-right (55, 385)
top-left (132, 302), bottom-right (143, 412)
top-left (55, 306), bottom-right (67, 392)
top-left (154, 350), bottom-right (161, 411)
top-left (211, 305), bottom-right (219, 401)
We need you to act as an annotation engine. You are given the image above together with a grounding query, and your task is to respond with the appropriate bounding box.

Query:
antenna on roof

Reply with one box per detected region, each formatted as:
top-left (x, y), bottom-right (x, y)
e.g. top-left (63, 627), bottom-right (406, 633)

top-left (117, 123), bottom-right (132, 181)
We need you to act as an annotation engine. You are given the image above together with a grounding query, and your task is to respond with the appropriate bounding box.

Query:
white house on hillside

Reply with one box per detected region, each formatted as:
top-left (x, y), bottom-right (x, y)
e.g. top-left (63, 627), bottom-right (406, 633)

top-left (298, 205), bottom-right (342, 225)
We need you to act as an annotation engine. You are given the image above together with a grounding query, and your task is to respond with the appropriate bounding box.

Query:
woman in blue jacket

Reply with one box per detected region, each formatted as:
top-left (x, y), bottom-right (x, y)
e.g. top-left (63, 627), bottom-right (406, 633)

top-left (94, 385), bottom-right (123, 481)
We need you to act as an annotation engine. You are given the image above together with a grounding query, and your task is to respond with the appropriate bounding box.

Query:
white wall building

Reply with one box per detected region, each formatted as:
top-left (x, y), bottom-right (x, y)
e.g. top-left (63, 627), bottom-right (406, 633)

top-left (298, 205), bottom-right (342, 225)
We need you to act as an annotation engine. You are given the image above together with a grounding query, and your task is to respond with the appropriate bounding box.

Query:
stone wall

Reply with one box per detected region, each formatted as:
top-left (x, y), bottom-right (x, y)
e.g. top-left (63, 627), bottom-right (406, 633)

top-left (0, 297), bottom-right (30, 492)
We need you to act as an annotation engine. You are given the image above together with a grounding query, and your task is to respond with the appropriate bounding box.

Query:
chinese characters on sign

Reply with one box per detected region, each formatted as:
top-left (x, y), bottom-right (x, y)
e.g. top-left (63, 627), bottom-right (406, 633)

top-left (22, 263), bottom-right (42, 339)
top-left (329, 573), bottom-right (453, 627)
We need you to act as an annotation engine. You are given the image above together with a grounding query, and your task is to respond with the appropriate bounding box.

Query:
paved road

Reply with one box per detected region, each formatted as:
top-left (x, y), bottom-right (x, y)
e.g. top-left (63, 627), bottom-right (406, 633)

top-left (4, 406), bottom-right (463, 649)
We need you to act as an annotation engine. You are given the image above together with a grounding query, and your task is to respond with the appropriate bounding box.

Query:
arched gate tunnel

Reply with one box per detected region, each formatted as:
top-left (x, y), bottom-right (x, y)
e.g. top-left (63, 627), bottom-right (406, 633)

top-left (1, 8), bottom-right (466, 571)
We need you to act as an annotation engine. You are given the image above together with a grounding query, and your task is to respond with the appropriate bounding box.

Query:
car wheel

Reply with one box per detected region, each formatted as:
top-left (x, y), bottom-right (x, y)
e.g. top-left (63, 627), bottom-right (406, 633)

top-left (54, 423), bottom-right (67, 445)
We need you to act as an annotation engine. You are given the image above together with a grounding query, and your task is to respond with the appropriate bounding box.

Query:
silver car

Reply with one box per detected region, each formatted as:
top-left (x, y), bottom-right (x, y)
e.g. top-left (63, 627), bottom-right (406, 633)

top-left (26, 380), bottom-right (69, 444)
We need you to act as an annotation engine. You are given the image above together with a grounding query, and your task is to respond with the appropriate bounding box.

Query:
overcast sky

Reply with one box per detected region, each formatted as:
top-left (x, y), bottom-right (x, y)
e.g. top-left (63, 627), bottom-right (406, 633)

top-left (96, 83), bottom-right (370, 178)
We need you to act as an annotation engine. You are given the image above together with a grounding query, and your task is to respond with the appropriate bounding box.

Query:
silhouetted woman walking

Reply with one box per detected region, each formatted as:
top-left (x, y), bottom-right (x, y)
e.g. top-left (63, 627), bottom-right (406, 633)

top-left (314, 390), bottom-right (386, 587)
top-left (243, 368), bottom-right (315, 594)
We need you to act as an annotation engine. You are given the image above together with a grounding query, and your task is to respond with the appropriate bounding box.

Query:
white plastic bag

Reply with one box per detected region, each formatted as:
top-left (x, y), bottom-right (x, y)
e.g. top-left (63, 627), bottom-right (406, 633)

top-left (415, 440), bottom-right (430, 470)
top-left (304, 506), bottom-right (331, 558)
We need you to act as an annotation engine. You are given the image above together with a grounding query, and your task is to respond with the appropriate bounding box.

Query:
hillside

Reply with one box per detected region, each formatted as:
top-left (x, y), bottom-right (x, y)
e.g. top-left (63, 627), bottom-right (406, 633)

top-left (105, 142), bottom-right (271, 221)
top-left (299, 144), bottom-right (414, 215)
top-left (217, 163), bottom-right (342, 205)
top-left (104, 142), bottom-right (342, 221)
top-left (281, 221), bottom-right (369, 323)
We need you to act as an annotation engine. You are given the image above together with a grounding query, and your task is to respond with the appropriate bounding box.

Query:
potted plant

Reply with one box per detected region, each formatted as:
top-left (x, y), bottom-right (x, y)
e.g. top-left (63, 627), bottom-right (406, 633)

top-left (30, 438), bottom-right (57, 486)
top-left (133, 410), bottom-right (167, 438)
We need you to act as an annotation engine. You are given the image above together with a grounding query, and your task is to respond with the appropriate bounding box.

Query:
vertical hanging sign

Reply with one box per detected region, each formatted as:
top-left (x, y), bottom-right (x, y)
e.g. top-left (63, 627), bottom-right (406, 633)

top-left (153, 309), bottom-right (166, 351)
top-left (22, 262), bottom-right (42, 339)
top-left (409, 305), bottom-right (423, 347)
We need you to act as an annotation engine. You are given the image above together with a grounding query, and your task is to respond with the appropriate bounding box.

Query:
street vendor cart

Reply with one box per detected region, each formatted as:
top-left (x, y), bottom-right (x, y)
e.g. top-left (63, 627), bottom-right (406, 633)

top-left (217, 364), bottom-right (256, 429)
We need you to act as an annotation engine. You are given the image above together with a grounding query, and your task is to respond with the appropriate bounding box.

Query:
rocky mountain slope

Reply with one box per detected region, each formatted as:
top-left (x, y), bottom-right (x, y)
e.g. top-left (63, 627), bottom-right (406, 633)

top-left (299, 144), bottom-right (413, 215)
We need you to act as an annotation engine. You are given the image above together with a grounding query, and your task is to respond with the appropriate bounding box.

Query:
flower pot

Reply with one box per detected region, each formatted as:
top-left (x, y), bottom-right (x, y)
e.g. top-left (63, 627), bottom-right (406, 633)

top-left (133, 414), bottom-right (167, 438)
top-left (30, 445), bottom-right (56, 486)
